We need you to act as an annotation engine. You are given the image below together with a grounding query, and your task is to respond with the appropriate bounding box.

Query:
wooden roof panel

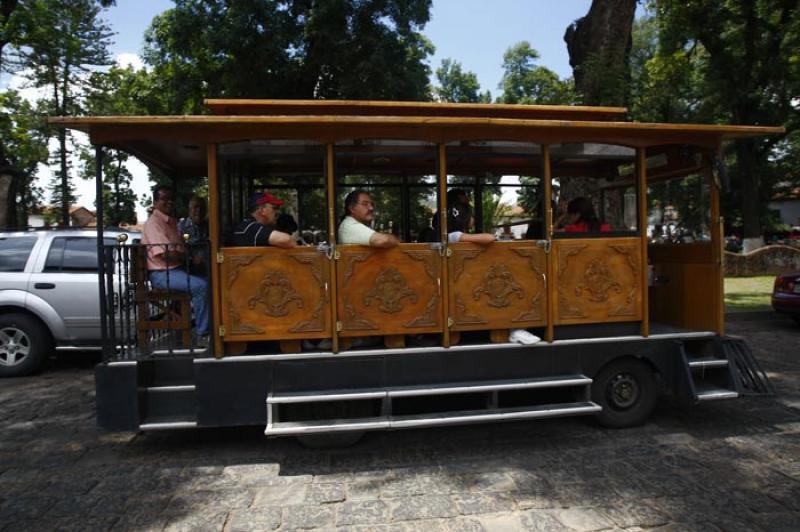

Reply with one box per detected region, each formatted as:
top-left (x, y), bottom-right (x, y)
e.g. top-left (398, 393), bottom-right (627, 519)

top-left (204, 98), bottom-right (629, 121)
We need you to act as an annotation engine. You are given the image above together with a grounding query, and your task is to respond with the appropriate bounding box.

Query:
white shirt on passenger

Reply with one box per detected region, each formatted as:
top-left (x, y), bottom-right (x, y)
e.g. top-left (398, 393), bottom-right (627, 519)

top-left (338, 216), bottom-right (376, 245)
top-left (448, 231), bottom-right (463, 243)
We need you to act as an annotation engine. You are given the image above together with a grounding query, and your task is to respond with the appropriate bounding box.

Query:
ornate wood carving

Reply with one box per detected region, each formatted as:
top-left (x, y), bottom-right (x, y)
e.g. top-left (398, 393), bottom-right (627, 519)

top-left (452, 248), bottom-right (484, 281)
top-left (608, 245), bottom-right (639, 317)
top-left (576, 259), bottom-right (622, 302)
top-left (342, 252), bottom-right (372, 286)
top-left (247, 271), bottom-right (304, 317)
top-left (229, 306), bottom-right (263, 334)
top-left (288, 253), bottom-right (328, 332)
top-left (402, 249), bottom-right (440, 328)
top-left (363, 267), bottom-right (418, 313)
top-left (557, 246), bottom-right (587, 319)
top-left (227, 254), bottom-right (260, 287)
top-left (289, 298), bottom-right (327, 332)
top-left (405, 295), bottom-right (439, 328)
top-left (342, 299), bottom-right (378, 330)
top-left (554, 239), bottom-right (642, 324)
top-left (453, 294), bottom-right (487, 325)
top-left (472, 263), bottom-right (524, 308)
top-left (511, 247), bottom-right (545, 323)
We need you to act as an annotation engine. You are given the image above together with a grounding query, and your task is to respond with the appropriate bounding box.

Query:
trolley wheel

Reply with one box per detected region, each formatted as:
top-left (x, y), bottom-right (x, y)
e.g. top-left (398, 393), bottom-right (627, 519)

top-left (0, 313), bottom-right (53, 377)
top-left (592, 358), bottom-right (657, 428)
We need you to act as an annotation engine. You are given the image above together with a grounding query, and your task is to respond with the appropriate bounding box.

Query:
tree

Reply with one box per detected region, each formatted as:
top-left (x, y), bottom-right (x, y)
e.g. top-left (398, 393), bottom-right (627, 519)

top-left (434, 58), bottom-right (490, 103)
top-left (564, 0), bottom-right (637, 106)
top-left (9, 0), bottom-right (114, 227)
top-left (142, 0), bottom-right (434, 113)
top-left (497, 41), bottom-right (575, 105)
top-left (652, 0), bottom-right (800, 250)
top-left (0, 91), bottom-right (47, 228)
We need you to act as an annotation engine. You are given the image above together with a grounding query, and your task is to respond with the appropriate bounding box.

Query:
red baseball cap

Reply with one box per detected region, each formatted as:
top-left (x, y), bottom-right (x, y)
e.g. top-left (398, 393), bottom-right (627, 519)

top-left (250, 191), bottom-right (284, 209)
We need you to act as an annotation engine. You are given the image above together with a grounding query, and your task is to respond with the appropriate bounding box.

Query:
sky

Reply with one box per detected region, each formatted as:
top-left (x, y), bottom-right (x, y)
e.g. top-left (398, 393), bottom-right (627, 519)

top-left (11, 0), bottom-right (599, 221)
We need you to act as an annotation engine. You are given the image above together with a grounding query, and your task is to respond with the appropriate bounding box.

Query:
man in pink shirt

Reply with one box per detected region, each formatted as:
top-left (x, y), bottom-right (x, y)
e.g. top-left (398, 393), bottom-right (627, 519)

top-left (142, 186), bottom-right (209, 343)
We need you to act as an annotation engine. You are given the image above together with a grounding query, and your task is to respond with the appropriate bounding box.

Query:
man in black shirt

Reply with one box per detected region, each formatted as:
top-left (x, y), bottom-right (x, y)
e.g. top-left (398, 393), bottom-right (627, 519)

top-left (231, 191), bottom-right (296, 248)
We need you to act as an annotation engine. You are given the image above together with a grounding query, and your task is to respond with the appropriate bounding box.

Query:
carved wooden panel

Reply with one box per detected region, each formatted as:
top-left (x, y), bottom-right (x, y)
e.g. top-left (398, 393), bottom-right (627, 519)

top-left (337, 244), bottom-right (442, 337)
top-left (448, 241), bottom-right (547, 332)
top-left (553, 238), bottom-right (642, 325)
top-left (220, 247), bottom-right (331, 341)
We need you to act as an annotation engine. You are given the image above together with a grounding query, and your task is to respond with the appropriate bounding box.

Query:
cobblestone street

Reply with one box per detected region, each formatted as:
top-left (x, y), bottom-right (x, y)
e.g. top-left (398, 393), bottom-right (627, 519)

top-left (1, 314), bottom-right (798, 531)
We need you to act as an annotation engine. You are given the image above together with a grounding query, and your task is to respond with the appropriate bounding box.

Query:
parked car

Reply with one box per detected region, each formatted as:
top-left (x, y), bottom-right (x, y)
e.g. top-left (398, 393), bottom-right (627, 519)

top-left (772, 271), bottom-right (800, 324)
top-left (0, 229), bottom-right (139, 377)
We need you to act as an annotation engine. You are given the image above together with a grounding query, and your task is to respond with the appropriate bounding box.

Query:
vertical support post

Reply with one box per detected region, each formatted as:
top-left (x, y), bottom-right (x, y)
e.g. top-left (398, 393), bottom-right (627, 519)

top-left (637, 147), bottom-right (650, 337)
top-left (208, 144), bottom-right (224, 357)
top-left (543, 144), bottom-right (555, 343)
top-left (438, 143), bottom-right (450, 348)
top-left (326, 143), bottom-right (339, 353)
top-left (95, 146), bottom-right (109, 360)
top-left (707, 154), bottom-right (724, 334)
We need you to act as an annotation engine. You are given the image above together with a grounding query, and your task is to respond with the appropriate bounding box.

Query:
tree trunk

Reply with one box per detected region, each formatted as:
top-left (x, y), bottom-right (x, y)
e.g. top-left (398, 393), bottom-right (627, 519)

top-left (735, 139), bottom-right (764, 252)
top-left (59, 128), bottom-right (70, 227)
top-left (0, 171), bottom-right (12, 228)
top-left (564, 0), bottom-right (637, 106)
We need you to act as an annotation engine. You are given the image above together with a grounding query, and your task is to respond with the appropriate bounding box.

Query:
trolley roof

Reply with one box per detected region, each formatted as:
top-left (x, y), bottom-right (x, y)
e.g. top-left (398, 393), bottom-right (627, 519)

top-left (49, 99), bottom-right (784, 178)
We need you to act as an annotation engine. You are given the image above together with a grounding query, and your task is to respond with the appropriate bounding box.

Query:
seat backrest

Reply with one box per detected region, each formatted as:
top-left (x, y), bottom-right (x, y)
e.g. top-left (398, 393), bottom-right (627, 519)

top-left (130, 245), bottom-right (148, 288)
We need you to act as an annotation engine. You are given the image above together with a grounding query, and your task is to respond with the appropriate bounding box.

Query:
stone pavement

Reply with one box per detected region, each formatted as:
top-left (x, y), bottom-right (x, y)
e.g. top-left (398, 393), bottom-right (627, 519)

top-left (1, 314), bottom-right (798, 531)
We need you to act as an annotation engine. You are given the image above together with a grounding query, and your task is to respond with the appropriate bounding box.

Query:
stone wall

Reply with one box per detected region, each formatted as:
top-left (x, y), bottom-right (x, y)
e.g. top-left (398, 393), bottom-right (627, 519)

top-left (725, 245), bottom-right (800, 277)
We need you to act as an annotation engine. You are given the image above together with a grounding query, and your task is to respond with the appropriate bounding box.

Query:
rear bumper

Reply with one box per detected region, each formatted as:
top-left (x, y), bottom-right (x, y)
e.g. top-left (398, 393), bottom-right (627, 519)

top-left (771, 294), bottom-right (800, 316)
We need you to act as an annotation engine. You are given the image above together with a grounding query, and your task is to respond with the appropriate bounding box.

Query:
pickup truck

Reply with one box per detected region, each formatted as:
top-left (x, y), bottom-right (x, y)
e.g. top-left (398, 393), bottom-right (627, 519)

top-left (0, 229), bottom-right (139, 377)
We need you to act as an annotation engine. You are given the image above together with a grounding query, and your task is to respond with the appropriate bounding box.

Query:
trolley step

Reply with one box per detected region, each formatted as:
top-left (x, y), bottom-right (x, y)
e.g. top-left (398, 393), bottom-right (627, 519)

top-left (267, 375), bottom-right (593, 405)
top-left (695, 384), bottom-right (739, 402)
top-left (688, 357), bottom-right (729, 369)
top-left (265, 402), bottom-right (602, 436)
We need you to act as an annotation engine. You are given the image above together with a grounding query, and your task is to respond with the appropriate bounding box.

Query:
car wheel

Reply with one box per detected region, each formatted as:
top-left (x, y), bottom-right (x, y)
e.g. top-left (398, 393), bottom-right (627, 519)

top-left (0, 314), bottom-right (54, 377)
top-left (592, 358), bottom-right (657, 428)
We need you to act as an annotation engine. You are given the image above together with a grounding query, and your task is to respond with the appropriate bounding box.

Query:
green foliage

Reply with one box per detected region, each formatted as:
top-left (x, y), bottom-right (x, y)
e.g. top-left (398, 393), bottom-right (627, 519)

top-left (8, 0), bottom-right (113, 226)
top-left (630, 1), bottom-right (800, 240)
top-left (142, 0), bottom-right (434, 113)
top-left (434, 58), bottom-right (490, 103)
top-left (78, 148), bottom-right (137, 225)
top-left (0, 90), bottom-right (47, 227)
top-left (497, 41), bottom-right (576, 105)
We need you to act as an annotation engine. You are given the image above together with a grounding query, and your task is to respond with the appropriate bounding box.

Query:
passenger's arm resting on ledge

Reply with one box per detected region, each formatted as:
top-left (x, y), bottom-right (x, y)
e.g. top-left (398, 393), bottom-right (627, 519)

top-left (269, 230), bottom-right (297, 248)
top-left (369, 232), bottom-right (400, 248)
top-left (458, 233), bottom-right (495, 245)
top-left (157, 247), bottom-right (185, 263)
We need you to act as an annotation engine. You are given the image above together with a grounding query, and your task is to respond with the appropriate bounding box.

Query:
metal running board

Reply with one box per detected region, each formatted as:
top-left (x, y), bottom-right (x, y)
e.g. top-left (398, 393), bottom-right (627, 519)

top-left (139, 420), bottom-right (198, 431)
top-left (688, 357), bottom-right (729, 369)
top-left (695, 384), bottom-right (739, 402)
top-left (265, 402), bottom-right (602, 436)
top-left (267, 375), bottom-right (593, 405)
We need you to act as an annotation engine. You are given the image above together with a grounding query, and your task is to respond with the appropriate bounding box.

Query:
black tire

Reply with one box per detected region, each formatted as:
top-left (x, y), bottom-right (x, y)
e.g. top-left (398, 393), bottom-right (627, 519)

top-left (592, 358), bottom-right (657, 428)
top-left (0, 313), bottom-right (54, 377)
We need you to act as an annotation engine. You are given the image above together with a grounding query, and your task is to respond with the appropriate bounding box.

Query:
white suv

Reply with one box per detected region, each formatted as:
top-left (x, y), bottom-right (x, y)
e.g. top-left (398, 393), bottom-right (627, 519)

top-left (0, 229), bottom-right (138, 377)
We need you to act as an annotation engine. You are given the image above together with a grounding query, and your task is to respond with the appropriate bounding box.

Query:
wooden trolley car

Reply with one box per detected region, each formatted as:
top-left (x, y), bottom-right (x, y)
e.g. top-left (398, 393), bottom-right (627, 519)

top-left (51, 100), bottom-right (780, 439)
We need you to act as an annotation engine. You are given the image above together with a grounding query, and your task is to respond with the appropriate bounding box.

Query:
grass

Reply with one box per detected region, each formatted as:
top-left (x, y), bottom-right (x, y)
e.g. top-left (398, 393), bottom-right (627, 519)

top-left (724, 276), bottom-right (774, 312)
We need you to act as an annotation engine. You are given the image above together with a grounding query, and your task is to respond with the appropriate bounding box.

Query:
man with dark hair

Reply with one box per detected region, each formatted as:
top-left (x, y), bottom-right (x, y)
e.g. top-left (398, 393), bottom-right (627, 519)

top-left (231, 191), bottom-right (295, 248)
top-left (338, 189), bottom-right (398, 247)
top-left (142, 185), bottom-right (210, 344)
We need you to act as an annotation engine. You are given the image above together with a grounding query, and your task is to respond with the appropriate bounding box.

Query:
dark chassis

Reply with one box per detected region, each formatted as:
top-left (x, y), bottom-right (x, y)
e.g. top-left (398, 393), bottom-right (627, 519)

top-left (95, 321), bottom-right (773, 440)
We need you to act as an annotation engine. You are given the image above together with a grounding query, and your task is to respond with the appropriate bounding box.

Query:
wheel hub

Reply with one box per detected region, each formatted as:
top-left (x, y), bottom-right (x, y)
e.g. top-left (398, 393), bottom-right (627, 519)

top-left (0, 327), bottom-right (31, 367)
top-left (607, 372), bottom-right (640, 410)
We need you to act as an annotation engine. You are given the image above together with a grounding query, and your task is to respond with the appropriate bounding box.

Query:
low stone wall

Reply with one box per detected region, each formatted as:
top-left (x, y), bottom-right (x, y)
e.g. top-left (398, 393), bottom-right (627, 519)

top-left (725, 245), bottom-right (800, 276)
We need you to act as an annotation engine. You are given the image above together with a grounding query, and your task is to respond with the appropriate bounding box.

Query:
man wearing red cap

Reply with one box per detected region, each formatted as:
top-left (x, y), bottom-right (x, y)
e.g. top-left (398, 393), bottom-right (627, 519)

top-left (231, 191), bottom-right (296, 247)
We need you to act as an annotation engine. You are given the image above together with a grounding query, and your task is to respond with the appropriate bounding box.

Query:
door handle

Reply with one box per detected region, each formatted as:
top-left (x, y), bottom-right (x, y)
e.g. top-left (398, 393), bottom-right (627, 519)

top-left (34, 283), bottom-right (56, 289)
